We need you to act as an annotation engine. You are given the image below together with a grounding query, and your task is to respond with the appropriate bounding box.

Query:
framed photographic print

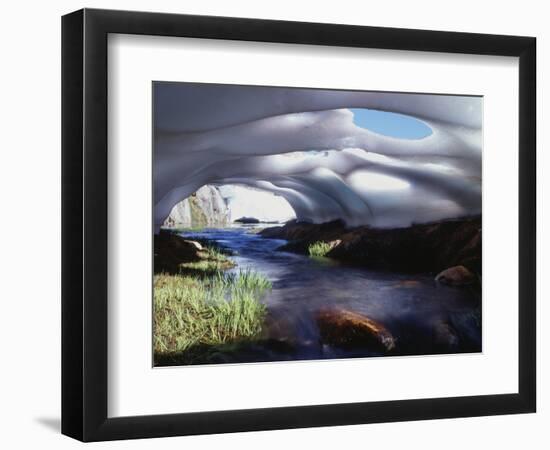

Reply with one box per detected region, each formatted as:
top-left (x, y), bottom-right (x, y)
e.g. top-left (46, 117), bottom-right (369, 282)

top-left (61, 8), bottom-right (536, 441)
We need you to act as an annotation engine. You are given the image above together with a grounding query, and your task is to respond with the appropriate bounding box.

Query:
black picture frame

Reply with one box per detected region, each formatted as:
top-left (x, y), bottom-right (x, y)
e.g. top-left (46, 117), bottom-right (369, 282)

top-left (61, 8), bottom-right (536, 442)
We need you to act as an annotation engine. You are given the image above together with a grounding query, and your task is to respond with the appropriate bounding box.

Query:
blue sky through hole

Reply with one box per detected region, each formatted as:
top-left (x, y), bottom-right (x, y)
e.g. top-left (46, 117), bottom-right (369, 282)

top-left (351, 108), bottom-right (432, 139)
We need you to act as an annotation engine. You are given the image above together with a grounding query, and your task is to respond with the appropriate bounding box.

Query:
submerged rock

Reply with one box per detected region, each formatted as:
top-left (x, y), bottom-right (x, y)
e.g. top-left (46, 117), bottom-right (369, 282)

top-left (316, 308), bottom-right (396, 352)
top-left (435, 265), bottom-right (476, 286)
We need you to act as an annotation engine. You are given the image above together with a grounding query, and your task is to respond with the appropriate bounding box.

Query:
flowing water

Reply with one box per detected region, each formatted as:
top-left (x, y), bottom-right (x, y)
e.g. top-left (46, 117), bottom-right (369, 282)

top-left (179, 225), bottom-right (481, 364)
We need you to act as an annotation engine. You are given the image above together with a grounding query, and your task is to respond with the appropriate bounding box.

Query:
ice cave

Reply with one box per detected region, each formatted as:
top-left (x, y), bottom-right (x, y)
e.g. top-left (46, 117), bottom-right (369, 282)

top-left (153, 83), bottom-right (481, 232)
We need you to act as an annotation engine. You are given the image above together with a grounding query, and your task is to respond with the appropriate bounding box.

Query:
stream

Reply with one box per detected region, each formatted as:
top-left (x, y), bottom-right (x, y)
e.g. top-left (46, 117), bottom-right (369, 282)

top-left (179, 225), bottom-right (481, 364)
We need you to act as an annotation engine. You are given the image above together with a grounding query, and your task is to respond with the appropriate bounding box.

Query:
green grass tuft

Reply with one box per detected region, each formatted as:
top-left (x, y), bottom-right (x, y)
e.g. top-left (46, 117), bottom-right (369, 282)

top-left (179, 245), bottom-right (235, 274)
top-left (153, 270), bottom-right (271, 357)
top-left (202, 245), bottom-right (230, 260)
top-left (308, 241), bottom-right (332, 257)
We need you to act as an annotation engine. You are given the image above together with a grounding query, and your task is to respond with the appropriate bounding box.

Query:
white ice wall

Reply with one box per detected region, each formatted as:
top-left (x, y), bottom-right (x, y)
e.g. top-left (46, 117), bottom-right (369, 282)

top-left (154, 86), bottom-right (481, 230)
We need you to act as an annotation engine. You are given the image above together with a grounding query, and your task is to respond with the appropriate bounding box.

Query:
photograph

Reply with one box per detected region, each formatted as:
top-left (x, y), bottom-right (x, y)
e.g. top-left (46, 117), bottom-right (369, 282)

top-left (152, 83), bottom-right (482, 367)
top-left (0, 0), bottom-right (541, 446)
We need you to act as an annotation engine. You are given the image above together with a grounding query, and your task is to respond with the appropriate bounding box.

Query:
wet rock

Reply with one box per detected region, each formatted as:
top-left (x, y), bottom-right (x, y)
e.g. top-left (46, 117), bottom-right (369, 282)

top-left (260, 219), bottom-right (345, 241)
top-left (327, 239), bottom-right (342, 250)
top-left (316, 308), bottom-right (396, 352)
top-left (435, 265), bottom-right (476, 286)
top-left (183, 240), bottom-right (203, 251)
top-left (154, 233), bottom-right (232, 274)
top-left (261, 216), bottom-right (481, 275)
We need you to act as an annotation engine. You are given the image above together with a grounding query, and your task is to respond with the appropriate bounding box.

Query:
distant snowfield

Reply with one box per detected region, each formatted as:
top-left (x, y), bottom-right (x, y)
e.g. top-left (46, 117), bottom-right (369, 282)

top-left (153, 84), bottom-right (481, 230)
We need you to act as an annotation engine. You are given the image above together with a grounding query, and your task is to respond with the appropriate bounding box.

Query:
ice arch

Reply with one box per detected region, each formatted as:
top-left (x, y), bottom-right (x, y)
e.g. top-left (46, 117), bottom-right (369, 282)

top-left (154, 84), bottom-right (481, 232)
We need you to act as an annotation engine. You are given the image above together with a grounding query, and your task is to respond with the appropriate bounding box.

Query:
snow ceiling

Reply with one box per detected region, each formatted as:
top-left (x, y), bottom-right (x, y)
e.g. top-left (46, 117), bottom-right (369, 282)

top-left (154, 83), bottom-right (481, 231)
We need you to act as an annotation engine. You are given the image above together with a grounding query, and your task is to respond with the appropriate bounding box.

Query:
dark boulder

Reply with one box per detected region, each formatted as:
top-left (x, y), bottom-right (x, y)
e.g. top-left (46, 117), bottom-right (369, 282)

top-left (154, 232), bottom-right (202, 273)
top-left (234, 216), bottom-right (260, 224)
top-left (261, 216), bottom-right (481, 276)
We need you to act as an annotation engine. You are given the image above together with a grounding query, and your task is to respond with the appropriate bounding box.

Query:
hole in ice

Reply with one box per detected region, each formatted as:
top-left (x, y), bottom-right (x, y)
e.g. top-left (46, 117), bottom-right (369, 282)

top-left (351, 108), bottom-right (432, 139)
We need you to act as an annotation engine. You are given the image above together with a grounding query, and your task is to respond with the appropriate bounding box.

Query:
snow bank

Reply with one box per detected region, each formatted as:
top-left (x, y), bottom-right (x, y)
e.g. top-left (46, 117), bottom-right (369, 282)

top-left (154, 84), bottom-right (481, 231)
